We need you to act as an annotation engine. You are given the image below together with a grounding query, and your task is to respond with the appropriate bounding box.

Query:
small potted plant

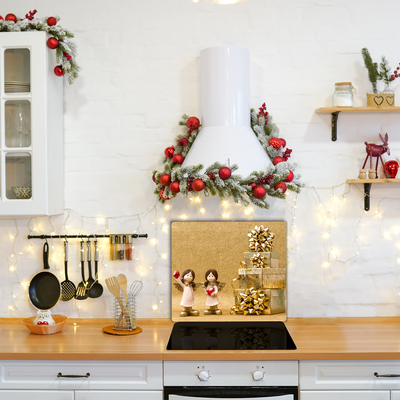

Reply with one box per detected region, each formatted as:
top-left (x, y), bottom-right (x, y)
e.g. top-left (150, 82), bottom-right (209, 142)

top-left (361, 48), bottom-right (398, 107)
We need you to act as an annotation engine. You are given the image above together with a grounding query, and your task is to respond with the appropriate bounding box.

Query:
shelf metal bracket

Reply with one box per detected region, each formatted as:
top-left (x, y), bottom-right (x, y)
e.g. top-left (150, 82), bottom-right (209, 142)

top-left (331, 111), bottom-right (341, 141)
top-left (364, 183), bottom-right (371, 211)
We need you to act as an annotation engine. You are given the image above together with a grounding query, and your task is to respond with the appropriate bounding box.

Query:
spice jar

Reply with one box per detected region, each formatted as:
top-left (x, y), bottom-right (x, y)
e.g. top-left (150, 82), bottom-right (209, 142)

top-left (125, 234), bottom-right (133, 260)
top-left (109, 234), bottom-right (117, 261)
top-left (333, 82), bottom-right (355, 107)
top-left (117, 234), bottom-right (125, 260)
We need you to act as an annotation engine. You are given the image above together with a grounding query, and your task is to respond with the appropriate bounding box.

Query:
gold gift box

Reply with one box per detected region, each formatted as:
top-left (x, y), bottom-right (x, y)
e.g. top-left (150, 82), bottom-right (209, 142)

top-left (233, 288), bottom-right (286, 315)
top-left (238, 268), bottom-right (286, 289)
top-left (243, 252), bottom-right (279, 268)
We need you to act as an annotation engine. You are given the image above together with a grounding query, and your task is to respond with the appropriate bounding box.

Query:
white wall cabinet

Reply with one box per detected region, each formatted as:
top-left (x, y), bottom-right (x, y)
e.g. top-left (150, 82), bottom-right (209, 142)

top-left (300, 360), bottom-right (400, 400)
top-left (0, 31), bottom-right (63, 216)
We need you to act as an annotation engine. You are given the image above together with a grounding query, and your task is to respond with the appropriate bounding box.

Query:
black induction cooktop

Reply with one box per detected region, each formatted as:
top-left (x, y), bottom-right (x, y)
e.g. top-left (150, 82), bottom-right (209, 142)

top-left (166, 321), bottom-right (296, 351)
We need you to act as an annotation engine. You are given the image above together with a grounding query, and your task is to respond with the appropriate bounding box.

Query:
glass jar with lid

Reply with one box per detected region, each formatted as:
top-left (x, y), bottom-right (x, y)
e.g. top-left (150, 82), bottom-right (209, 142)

top-left (333, 82), bottom-right (355, 107)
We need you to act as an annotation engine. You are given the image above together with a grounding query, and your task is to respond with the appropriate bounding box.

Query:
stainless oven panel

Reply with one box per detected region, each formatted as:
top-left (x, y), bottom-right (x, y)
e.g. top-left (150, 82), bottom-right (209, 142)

top-left (170, 395), bottom-right (293, 400)
top-left (164, 361), bottom-right (298, 387)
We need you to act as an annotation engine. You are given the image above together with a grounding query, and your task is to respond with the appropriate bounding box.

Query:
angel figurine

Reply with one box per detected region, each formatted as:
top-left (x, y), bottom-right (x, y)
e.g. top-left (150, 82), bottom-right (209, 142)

top-left (173, 269), bottom-right (200, 317)
top-left (203, 269), bottom-right (225, 315)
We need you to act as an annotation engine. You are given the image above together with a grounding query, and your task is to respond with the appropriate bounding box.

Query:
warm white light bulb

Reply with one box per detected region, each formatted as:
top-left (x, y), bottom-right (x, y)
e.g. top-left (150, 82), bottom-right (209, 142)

top-left (152, 305), bottom-right (159, 311)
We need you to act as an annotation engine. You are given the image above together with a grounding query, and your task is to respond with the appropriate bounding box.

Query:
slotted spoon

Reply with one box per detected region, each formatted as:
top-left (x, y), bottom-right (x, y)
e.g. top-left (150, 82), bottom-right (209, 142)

top-left (60, 241), bottom-right (76, 301)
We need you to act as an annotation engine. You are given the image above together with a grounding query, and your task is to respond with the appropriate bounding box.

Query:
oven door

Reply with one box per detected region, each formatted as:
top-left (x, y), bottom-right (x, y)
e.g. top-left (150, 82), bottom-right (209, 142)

top-left (164, 387), bottom-right (298, 400)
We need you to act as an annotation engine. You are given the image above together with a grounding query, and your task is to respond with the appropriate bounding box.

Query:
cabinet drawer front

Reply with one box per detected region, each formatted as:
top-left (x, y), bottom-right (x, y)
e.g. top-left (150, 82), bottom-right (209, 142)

top-left (300, 361), bottom-right (400, 390)
top-left (392, 391), bottom-right (400, 400)
top-left (0, 391), bottom-right (74, 400)
top-left (0, 361), bottom-right (162, 390)
top-left (300, 391), bottom-right (390, 400)
top-left (76, 390), bottom-right (163, 400)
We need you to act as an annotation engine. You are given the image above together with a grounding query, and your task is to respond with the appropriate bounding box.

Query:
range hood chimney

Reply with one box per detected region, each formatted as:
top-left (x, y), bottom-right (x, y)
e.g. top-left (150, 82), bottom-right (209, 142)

top-left (182, 47), bottom-right (272, 176)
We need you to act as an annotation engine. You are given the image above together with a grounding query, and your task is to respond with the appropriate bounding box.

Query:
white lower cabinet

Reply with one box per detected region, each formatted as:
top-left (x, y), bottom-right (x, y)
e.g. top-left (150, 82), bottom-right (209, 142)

top-left (300, 361), bottom-right (400, 400)
top-left (76, 391), bottom-right (163, 400)
top-left (0, 391), bottom-right (73, 400)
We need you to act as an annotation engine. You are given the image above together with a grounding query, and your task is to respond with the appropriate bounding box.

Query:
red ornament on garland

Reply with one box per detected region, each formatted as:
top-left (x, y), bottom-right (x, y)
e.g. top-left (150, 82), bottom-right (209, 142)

top-left (207, 173), bottom-right (215, 180)
top-left (63, 52), bottom-right (72, 61)
top-left (285, 170), bottom-right (294, 182)
top-left (384, 160), bottom-right (399, 178)
top-left (159, 174), bottom-right (171, 186)
top-left (54, 65), bottom-right (64, 77)
top-left (219, 167), bottom-right (231, 180)
top-left (186, 116), bottom-right (200, 131)
top-left (273, 156), bottom-right (283, 165)
top-left (0, 16), bottom-right (3, 21)
top-left (169, 181), bottom-right (181, 193)
top-left (46, 37), bottom-right (59, 49)
top-left (47, 16), bottom-right (57, 26)
top-left (268, 137), bottom-right (282, 150)
top-left (249, 182), bottom-right (256, 189)
top-left (192, 179), bottom-right (205, 192)
top-left (172, 154), bottom-right (184, 164)
top-left (280, 138), bottom-right (286, 148)
top-left (5, 13), bottom-right (17, 23)
top-left (152, 174), bottom-right (158, 184)
top-left (253, 186), bottom-right (267, 199)
top-left (160, 189), bottom-right (171, 201)
top-left (274, 182), bottom-right (287, 194)
top-left (164, 146), bottom-right (175, 158)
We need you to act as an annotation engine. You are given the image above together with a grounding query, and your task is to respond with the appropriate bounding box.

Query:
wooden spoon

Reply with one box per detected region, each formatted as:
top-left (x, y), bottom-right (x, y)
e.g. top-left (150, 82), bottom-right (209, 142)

top-left (117, 274), bottom-right (128, 302)
top-left (105, 276), bottom-right (130, 328)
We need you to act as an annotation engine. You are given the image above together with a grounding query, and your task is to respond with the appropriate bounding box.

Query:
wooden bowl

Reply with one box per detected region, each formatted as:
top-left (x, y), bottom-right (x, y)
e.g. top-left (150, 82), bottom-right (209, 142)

top-left (22, 315), bottom-right (67, 335)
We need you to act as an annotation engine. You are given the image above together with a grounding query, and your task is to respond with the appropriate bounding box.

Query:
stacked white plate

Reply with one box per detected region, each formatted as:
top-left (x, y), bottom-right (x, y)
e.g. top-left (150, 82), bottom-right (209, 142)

top-left (5, 81), bottom-right (30, 93)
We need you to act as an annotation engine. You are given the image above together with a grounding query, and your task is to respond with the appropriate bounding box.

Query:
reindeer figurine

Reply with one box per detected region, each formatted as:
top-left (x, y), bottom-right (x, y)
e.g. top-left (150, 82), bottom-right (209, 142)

top-left (362, 133), bottom-right (390, 179)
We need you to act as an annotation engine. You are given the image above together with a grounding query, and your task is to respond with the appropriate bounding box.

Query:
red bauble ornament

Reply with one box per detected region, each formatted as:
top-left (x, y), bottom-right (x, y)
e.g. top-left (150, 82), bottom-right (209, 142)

top-left (268, 137), bottom-right (282, 150)
top-left (285, 170), bottom-right (294, 182)
top-left (280, 138), bottom-right (286, 148)
top-left (0, 16), bottom-right (4, 21)
top-left (273, 156), bottom-right (283, 165)
top-left (169, 181), bottom-right (181, 193)
top-left (385, 160), bottom-right (399, 178)
top-left (54, 65), bottom-right (64, 77)
top-left (47, 16), bottom-right (57, 26)
top-left (159, 174), bottom-right (171, 186)
top-left (46, 37), bottom-right (59, 49)
top-left (63, 52), bottom-right (72, 61)
top-left (253, 186), bottom-right (267, 199)
top-left (274, 182), bottom-right (287, 194)
top-left (5, 13), bottom-right (17, 23)
top-left (219, 167), bottom-right (231, 180)
top-left (172, 153), bottom-right (184, 164)
top-left (249, 182), bottom-right (256, 188)
top-left (164, 146), bottom-right (175, 158)
top-left (192, 179), bottom-right (205, 192)
top-left (152, 174), bottom-right (158, 184)
top-left (160, 189), bottom-right (171, 201)
top-left (186, 116), bottom-right (200, 131)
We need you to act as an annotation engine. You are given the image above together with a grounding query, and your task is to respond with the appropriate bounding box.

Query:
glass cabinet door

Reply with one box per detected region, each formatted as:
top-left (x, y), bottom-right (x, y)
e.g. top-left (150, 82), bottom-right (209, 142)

top-left (5, 100), bottom-right (31, 148)
top-left (5, 153), bottom-right (32, 199)
top-left (4, 48), bottom-right (30, 93)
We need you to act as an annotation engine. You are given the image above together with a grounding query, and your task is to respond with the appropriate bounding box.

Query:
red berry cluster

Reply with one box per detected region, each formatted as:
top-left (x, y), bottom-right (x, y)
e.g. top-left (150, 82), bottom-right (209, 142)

top-left (282, 148), bottom-right (292, 161)
top-left (187, 177), bottom-right (194, 192)
top-left (207, 173), bottom-right (215, 180)
top-left (178, 138), bottom-right (189, 146)
top-left (391, 64), bottom-right (400, 81)
top-left (256, 174), bottom-right (274, 185)
top-left (258, 102), bottom-right (269, 125)
top-left (24, 9), bottom-right (37, 20)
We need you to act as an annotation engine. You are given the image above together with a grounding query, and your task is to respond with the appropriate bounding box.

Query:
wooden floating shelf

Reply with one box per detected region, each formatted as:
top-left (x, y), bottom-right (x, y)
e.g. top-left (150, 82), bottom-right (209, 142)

top-left (315, 107), bottom-right (400, 141)
top-left (346, 178), bottom-right (400, 211)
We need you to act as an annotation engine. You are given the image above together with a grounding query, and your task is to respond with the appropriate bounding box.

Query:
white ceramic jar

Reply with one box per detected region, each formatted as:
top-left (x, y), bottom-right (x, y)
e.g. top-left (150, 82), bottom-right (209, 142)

top-left (333, 82), bottom-right (355, 107)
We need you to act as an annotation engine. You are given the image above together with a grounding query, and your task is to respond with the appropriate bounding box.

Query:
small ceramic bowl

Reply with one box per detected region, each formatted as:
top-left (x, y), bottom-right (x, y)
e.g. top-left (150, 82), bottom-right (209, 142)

top-left (12, 186), bottom-right (32, 199)
top-left (22, 315), bottom-right (67, 335)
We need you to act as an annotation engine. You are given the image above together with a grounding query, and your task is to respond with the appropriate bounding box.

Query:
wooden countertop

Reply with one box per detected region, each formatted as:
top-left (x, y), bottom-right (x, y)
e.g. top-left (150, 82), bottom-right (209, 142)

top-left (1, 317), bottom-right (400, 361)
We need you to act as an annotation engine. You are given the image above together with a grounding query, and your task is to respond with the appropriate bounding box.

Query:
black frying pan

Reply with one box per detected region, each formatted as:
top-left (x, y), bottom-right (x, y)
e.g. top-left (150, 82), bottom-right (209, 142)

top-left (28, 242), bottom-right (61, 310)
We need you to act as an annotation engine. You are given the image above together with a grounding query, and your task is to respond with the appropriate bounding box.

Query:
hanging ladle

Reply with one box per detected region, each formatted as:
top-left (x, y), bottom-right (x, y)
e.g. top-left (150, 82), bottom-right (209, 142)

top-left (88, 239), bottom-right (103, 298)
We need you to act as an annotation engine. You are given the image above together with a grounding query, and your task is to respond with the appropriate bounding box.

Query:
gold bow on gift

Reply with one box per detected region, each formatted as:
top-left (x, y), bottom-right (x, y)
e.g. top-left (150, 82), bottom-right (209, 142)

top-left (250, 253), bottom-right (267, 268)
top-left (231, 287), bottom-right (269, 315)
top-left (248, 225), bottom-right (274, 252)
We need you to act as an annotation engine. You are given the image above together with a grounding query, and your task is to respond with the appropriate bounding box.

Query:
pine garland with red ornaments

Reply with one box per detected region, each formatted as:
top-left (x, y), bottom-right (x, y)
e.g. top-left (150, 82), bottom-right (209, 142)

top-left (0, 10), bottom-right (78, 84)
top-left (152, 103), bottom-right (304, 209)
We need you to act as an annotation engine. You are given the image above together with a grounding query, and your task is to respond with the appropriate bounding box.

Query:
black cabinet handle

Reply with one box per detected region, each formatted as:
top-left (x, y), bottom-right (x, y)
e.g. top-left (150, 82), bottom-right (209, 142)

top-left (57, 372), bottom-right (90, 378)
top-left (374, 372), bottom-right (400, 378)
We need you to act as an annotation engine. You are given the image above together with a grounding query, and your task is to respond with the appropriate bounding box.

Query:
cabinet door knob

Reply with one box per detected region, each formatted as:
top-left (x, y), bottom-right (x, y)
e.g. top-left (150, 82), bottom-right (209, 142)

top-left (252, 370), bottom-right (264, 381)
top-left (374, 372), bottom-right (400, 378)
top-left (57, 372), bottom-right (90, 378)
top-left (197, 370), bottom-right (211, 381)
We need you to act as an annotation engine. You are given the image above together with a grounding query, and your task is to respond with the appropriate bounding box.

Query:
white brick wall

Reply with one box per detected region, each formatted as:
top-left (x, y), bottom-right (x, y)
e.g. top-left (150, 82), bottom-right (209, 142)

top-left (1, 0), bottom-right (400, 319)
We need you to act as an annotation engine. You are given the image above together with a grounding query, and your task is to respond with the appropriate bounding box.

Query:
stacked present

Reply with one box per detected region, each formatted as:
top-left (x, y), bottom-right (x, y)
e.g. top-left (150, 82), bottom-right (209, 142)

top-left (231, 225), bottom-right (286, 315)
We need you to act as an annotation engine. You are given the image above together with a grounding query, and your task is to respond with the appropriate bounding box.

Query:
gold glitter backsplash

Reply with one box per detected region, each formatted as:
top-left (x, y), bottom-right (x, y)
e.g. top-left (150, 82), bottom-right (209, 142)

top-left (171, 221), bottom-right (287, 322)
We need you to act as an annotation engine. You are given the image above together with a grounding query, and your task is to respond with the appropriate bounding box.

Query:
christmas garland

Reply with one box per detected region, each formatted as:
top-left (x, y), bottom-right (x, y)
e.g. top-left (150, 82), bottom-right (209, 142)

top-left (152, 103), bottom-right (304, 209)
top-left (0, 11), bottom-right (78, 84)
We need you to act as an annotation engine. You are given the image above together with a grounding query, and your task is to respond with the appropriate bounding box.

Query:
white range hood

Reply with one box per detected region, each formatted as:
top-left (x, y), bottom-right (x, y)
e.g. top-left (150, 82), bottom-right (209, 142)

top-left (181, 46), bottom-right (272, 177)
